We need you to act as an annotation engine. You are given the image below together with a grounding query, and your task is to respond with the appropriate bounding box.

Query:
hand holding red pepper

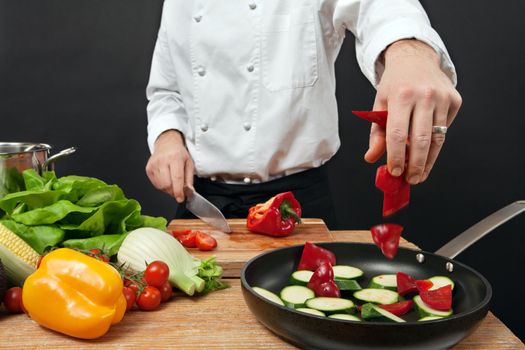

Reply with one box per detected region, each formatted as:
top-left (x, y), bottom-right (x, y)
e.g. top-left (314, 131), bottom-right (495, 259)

top-left (246, 192), bottom-right (302, 237)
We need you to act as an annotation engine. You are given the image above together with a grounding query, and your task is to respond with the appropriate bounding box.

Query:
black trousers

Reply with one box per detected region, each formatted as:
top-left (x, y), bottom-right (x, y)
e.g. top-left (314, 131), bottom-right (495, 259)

top-left (175, 166), bottom-right (337, 229)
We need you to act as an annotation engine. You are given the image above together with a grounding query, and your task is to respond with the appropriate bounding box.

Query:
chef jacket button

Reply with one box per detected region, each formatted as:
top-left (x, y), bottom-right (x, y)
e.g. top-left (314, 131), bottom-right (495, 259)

top-left (249, 3), bottom-right (257, 10)
top-left (194, 15), bottom-right (202, 23)
top-left (247, 65), bottom-right (254, 72)
top-left (243, 177), bottom-right (252, 184)
top-left (210, 176), bottom-right (217, 181)
top-left (201, 124), bottom-right (208, 132)
top-left (243, 123), bottom-right (252, 131)
top-left (197, 66), bottom-right (206, 76)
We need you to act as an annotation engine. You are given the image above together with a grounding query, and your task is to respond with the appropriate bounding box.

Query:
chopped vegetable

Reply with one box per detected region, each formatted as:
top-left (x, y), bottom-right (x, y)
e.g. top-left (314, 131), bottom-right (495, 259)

top-left (305, 297), bottom-right (355, 315)
top-left (22, 248), bottom-right (127, 339)
top-left (334, 279), bottom-right (362, 291)
top-left (195, 232), bottom-right (217, 251)
top-left (414, 295), bottom-right (453, 318)
top-left (117, 227), bottom-right (227, 296)
top-left (396, 272), bottom-right (418, 296)
top-left (332, 265), bottom-right (363, 280)
top-left (375, 165), bottom-right (410, 217)
top-left (289, 270), bottom-right (314, 286)
top-left (428, 276), bottom-right (455, 291)
top-left (417, 283), bottom-right (452, 311)
top-left (370, 223), bottom-right (403, 259)
top-left (328, 314), bottom-right (361, 321)
top-left (351, 110), bottom-right (388, 128)
top-left (368, 274), bottom-right (397, 291)
top-left (280, 285), bottom-right (315, 308)
top-left (353, 288), bottom-right (399, 305)
top-left (307, 262), bottom-right (340, 298)
top-left (178, 231), bottom-right (197, 248)
top-left (377, 300), bottom-right (413, 316)
top-left (246, 191), bottom-right (302, 237)
top-left (360, 303), bottom-right (406, 322)
top-left (296, 308), bottom-right (326, 317)
top-left (252, 287), bottom-right (285, 306)
top-left (297, 242), bottom-right (336, 271)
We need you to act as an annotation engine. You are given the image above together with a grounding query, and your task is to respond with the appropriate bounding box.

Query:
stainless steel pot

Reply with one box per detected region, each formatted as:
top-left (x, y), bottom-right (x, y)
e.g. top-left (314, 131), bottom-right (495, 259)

top-left (0, 143), bottom-right (76, 198)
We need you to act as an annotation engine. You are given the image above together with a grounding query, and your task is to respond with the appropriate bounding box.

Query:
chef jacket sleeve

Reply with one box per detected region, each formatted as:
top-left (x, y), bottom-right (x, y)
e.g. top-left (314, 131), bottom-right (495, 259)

top-left (329, 0), bottom-right (457, 87)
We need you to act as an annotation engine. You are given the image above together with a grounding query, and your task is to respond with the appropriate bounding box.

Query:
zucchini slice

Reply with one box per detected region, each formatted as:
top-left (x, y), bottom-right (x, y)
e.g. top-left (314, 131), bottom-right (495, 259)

top-left (332, 265), bottom-right (364, 280)
top-left (280, 285), bottom-right (315, 308)
top-left (413, 295), bottom-right (453, 318)
top-left (296, 308), bottom-right (326, 317)
top-left (328, 314), bottom-right (361, 321)
top-left (305, 297), bottom-right (355, 315)
top-left (252, 287), bottom-right (285, 306)
top-left (289, 270), bottom-right (314, 286)
top-left (335, 278), bottom-right (362, 291)
top-left (428, 276), bottom-right (455, 291)
top-left (353, 288), bottom-right (399, 305)
top-left (360, 303), bottom-right (406, 323)
top-left (368, 274), bottom-right (397, 291)
top-left (418, 316), bottom-right (445, 321)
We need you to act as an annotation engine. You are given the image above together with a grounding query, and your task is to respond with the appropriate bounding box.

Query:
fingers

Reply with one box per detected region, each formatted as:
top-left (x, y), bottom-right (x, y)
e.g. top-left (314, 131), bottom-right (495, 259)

top-left (185, 158), bottom-right (195, 189)
top-left (386, 88), bottom-right (413, 176)
top-left (169, 159), bottom-right (185, 203)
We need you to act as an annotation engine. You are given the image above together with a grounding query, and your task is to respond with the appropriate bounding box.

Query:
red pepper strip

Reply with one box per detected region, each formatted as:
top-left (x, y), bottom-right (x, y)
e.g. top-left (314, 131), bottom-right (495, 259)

top-left (352, 110), bottom-right (388, 128)
top-left (376, 165), bottom-right (410, 217)
top-left (415, 279), bottom-right (434, 292)
top-left (396, 272), bottom-right (418, 296)
top-left (297, 242), bottom-right (337, 271)
top-left (370, 224), bottom-right (403, 259)
top-left (307, 262), bottom-right (340, 298)
top-left (246, 191), bottom-right (302, 237)
top-left (417, 282), bottom-right (452, 311)
top-left (377, 300), bottom-right (413, 316)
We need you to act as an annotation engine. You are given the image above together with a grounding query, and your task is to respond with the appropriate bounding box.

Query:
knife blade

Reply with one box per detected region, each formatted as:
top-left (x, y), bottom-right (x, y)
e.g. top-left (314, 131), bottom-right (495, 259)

top-left (183, 186), bottom-right (232, 233)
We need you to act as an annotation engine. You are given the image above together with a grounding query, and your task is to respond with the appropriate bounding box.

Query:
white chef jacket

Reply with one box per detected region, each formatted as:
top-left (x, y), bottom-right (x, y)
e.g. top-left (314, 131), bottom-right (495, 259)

top-left (146, 0), bottom-right (456, 184)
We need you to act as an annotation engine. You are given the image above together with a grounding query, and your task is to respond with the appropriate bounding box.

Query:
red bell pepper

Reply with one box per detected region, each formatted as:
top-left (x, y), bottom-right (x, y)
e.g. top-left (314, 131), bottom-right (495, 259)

top-left (397, 272), bottom-right (418, 296)
top-left (377, 300), bottom-right (413, 316)
top-left (352, 110), bottom-right (388, 128)
top-left (376, 165), bottom-right (410, 217)
top-left (246, 192), bottom-right (302, 237)
top-left (307, 262), bottom-right (340, 298)
top-left (370, 223), bottom-right (403, 259)
top-left (417, 282), bottom-right (452, 311)
top-left (297, 242), bottom-right (336, 271)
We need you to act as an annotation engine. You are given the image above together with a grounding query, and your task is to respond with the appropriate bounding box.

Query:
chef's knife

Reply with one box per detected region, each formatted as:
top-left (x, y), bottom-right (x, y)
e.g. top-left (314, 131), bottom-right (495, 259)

top-left (183, 186), bottom-right (232, 233)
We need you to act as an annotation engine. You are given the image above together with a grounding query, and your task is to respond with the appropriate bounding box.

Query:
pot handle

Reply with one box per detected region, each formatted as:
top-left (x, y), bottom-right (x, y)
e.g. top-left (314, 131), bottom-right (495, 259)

top-left (434, 201), bottom-right (525, 259)
top-left (43, 147), bottom-right (77, 170)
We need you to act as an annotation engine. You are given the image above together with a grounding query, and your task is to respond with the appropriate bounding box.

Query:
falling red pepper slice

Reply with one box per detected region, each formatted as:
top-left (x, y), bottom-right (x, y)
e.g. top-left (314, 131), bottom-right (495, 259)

top-left (397, 272), bottom-right (418, 296)
top-left (376, 165), bottom-right (410, 217)
top-left (352, 110), bottom-right (388, 128)
top-left (377, 300), bottom-right (413, 316)
top-left (417, 282), bottom-right (453, 311)
top-left (307, 262), bottom-right (340, 298)
top-left (297, 242), bottom-right (337, 271)
top-left (246, 191), bottom-right (302, 237)
top-left (370, 223), bottom-right (403, 259)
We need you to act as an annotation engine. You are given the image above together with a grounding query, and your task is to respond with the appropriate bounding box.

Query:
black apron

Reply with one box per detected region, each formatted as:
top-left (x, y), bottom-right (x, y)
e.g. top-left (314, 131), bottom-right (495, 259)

top-left (175, 166), bottom-right (337, 229)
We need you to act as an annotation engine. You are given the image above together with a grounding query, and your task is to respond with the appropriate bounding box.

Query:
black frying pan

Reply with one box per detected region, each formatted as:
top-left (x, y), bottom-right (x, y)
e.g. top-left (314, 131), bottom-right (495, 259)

top-left (241, 201), bottom-right (525, 350)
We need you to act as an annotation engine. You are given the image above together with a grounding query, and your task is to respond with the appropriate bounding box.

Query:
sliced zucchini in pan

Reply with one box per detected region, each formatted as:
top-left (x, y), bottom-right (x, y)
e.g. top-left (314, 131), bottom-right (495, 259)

top-left (413, 295), bottom-right (453, 318)
top-left (428, 276), bottom-right (455, 291)
top-left (335, 278), bottom-right (362, 291)
top-left (360, 303), bottom-right (406, 323)
top-left (296, 308), bottom-right (326, 317)
top-left (418, 316), bottom-right (445, 321)
top-left (305, 297), bottom-right (355, 315)
top-left (368, 274), bottom-right (397, 291)
top-left (332, 265), bottom-right (364, 280)
top-left (252, 287), bottom-right (285, 306)
top-left (353, 288), bottom-right (399, 305)
top-left (328, 314), bottom-right (361, 321)
top-left (280, 285), bottom-right (315, 308)
top-left (289, 270), bottom-right (314, 286)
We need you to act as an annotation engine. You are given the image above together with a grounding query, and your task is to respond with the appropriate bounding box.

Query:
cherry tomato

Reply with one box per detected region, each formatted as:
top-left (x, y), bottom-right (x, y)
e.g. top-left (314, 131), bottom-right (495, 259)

top-left (122, 287), bottom-right (136, 311)
top-left (3, 287), bottom-right (23, 314)
top-left (158, 281), bottom-right (173, 302)
top-left (195, 232), bottom-right (217, 251)
top-left (178, 232), bottom-right (197, 248)
top-left (136, 286), bottom-right (161, 311)
top-left (144, 261), bottom-right (170, 288)
top-left (171, 229), bottom-right (192, 238)
top-left (127, 282), bottom-right (140, 297)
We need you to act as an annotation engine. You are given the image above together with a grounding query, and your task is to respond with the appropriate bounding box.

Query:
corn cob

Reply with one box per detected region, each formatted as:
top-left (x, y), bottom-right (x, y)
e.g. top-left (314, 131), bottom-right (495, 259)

top-left (0, 223), bottom-right (40, 285)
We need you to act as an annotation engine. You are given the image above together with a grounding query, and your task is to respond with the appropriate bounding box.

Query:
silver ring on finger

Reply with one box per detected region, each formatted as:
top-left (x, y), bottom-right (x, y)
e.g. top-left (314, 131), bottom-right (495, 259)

top-left (432, 126), bottom-right (448, 135)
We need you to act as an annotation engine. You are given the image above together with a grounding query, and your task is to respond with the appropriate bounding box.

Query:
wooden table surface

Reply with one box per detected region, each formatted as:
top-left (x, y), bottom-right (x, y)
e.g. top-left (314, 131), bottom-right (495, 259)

top-left (0, 219), bottom-right (523, 349)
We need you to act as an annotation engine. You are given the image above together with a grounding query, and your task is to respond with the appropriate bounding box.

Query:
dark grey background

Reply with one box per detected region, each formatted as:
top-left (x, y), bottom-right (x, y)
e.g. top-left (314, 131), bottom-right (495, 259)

top-left (1, 0), bottom-right (524, 341)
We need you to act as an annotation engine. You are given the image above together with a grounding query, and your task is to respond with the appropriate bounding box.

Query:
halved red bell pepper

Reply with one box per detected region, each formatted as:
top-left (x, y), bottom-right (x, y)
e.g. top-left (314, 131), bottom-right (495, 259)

top-left (307, 262), bottom-right (340, 298)
top-left (370, 223), bottom-right (403, 259)
top-left (297, 242), bottom-right (336, 271)
top-left (376, 165), bottom-right (410, 217)
top-left (417, 282), bottom-right (452, 311)
top-left (397, 272), bottom-right (418, 296)
top-left (377, 300), bottom-right (413, 316)
top-left (246, 191), bottom-right (302, 237)
top-left (352, 110), bottom-right (388, 128)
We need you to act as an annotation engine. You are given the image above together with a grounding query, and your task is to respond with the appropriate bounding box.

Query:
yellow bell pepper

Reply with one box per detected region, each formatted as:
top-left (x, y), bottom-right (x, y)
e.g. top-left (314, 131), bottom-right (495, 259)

top-left (22, 248), bottom-right (126, 339)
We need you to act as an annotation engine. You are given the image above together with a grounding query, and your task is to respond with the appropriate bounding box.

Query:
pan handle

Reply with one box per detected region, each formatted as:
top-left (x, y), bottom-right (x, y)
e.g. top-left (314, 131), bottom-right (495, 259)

top-left (43, 147), bottom-right (76, 170)
top-left (435, 201), bottom-right (525, 259)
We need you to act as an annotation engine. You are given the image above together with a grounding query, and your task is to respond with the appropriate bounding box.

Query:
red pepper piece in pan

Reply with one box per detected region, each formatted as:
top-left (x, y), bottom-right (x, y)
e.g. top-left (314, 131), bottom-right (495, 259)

top-left (370, 223), bottom-right (403, 259)
top-left (376, 165), bottom-right (410, 217)
top-left (417, 282), bottom-right (452, 311)
top-left (396, 272), bottom-right (418, 296)
top-left (246, 191), bottom-right (302, 237)
top-left (377, 300), bottom-right (413, 316)
top-left (297, 242), bottom-right (337, 271)
top-left (352, 110), bottom-right (388, 128)
top-left (307, 262), bottom-right (340, 298)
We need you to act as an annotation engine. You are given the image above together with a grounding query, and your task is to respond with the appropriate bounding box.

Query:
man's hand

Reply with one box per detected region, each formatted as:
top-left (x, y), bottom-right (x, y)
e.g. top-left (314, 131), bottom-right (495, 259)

top-left (146, 130), bottom-right (194, 203)
top-left (365, 39), bottom-right (462, 184)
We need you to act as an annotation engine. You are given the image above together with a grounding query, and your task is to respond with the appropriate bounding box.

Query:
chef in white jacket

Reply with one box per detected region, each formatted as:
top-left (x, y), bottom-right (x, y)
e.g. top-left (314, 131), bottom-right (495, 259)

top-left (145, 0), bottom-right (462, 226)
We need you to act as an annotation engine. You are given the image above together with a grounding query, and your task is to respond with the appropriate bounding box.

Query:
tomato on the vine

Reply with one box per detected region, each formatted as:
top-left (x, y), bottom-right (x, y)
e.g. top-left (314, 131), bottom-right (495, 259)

top-left (127, 282), bottom-right (140, 297)
top-left (122, 287), bottom-right (136, 311)
top-left (136, 286), bottom-right (161, 311)
top-left (144, 261), bottom-right (170, 288)
top-left (159, 281), bottom-right (173, 302)
top-left (3, 287), bottom-right (23, 314)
